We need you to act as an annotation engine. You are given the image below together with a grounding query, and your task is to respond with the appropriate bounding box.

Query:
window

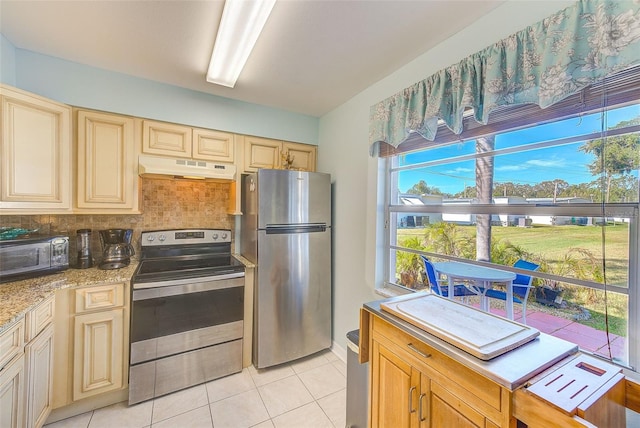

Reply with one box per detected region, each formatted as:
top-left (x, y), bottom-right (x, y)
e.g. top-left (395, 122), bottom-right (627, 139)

top-left (382, 76), bottom-right (640, 369)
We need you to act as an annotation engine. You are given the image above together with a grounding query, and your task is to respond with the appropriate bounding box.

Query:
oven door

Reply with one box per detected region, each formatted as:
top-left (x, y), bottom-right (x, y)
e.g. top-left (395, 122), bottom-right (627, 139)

top-left (130, 273), bottom-right (244, 364)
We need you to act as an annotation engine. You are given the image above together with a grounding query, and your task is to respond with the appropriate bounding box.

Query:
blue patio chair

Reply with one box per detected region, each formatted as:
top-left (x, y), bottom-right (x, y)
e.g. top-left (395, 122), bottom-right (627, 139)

top-left (420, 256), bottom-right (478, 300)
top-left (484, 259), bottom-right (540, 324)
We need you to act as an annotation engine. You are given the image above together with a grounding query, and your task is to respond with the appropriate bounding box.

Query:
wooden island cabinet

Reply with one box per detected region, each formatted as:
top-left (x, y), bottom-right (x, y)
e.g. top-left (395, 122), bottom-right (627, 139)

top-left (359, 294), bottom-right (639, 428)
top-left (364, 308), bottom-right (511, 427)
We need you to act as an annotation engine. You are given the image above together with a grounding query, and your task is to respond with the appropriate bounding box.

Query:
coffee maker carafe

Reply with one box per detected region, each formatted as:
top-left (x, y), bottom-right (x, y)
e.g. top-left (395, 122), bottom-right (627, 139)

top-left (99, 229), bottom-right (135, 270)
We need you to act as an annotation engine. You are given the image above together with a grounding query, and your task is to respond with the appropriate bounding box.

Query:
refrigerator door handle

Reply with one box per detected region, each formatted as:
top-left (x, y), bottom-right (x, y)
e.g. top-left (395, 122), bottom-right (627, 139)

top-left (265, 223), bottom-right (327, 234)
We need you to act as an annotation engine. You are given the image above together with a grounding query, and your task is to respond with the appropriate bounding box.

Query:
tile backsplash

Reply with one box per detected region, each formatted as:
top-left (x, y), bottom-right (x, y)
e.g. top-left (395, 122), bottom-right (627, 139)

top-left (2, 178), bottom-right (234, 265)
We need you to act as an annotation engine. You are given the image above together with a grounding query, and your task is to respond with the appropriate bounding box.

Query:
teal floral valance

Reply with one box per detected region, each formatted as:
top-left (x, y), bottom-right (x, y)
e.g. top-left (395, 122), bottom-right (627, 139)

top-left (369, 0), bottom-right (640, 155)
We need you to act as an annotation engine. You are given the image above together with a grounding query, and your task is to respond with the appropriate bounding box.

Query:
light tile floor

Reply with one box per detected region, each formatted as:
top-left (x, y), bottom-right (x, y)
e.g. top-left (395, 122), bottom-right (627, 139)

top-left (44, 349), bottom-right (346, 428)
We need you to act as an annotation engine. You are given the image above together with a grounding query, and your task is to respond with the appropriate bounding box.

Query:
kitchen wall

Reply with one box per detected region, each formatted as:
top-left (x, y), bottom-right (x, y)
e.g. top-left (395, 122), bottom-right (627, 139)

top-left (0, 34), bottom-right (16, 85)
top-left (1, 1), bottom-right (577, 356)
top-left (318, 0), bottom-right (576, 352)
top-left (2, 178), bottom-right (234, 265)
top-left (0, 39), bottom-right (319, 146)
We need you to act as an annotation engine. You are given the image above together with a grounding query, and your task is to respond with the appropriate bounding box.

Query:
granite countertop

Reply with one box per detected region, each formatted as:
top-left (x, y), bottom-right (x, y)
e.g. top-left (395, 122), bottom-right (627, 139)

top-left (364, 295), bottom-right (579, 390)
top-left (0, 261), bottom-right (138, 334)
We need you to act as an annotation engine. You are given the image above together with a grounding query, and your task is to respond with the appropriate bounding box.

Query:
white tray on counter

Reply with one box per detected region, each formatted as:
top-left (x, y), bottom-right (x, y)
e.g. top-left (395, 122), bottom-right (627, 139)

top-left (380, 293), bottom-right (539, 360)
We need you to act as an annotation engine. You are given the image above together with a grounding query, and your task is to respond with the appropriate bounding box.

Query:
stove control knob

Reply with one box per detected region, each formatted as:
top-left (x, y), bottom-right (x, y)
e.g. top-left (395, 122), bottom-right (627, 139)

top-left (212, 233), bottom-right (219, 240)
top-left (147, 235), bottom-right (155, 242)
top-left (222, 232), bottom-right (228, 240)
top-left (158, 234), bottom-right (166, 242)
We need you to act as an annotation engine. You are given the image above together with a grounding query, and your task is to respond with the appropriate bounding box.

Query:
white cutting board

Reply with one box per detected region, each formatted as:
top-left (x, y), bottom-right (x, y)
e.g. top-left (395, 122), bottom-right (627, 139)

top-left (380, 294), bottom-right (539, 360)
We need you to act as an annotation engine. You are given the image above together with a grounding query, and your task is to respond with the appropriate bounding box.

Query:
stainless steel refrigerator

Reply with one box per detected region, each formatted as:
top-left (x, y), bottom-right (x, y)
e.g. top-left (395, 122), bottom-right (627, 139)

top-left (241, 169), bottom-right (332, 369)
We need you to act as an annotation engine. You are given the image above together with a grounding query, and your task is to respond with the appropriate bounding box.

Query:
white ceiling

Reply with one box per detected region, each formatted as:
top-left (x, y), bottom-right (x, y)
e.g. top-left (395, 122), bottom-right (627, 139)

top-left (0, 0), bottom-right (504, 117)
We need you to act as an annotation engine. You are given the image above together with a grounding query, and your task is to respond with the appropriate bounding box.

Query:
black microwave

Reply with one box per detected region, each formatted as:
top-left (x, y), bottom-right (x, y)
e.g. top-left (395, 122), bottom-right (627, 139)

top-left (0, 235), bottom-right (69, 283)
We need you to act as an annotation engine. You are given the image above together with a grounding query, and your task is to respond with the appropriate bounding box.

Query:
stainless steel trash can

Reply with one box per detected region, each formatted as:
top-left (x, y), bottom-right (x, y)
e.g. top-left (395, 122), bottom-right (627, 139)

top-left (346, 329), bottom-right (368, 428)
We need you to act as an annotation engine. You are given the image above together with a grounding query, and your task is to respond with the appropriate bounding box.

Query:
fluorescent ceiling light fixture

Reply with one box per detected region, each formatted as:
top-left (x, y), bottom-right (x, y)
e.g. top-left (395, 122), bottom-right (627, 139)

top-left (207, 0), bottom-right (276, 88)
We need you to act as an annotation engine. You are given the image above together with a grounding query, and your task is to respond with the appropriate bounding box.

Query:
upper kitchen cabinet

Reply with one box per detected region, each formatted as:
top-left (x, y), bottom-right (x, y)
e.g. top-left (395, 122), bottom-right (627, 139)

top-left (243, 136), bottom-right (281, 172)
top-left (75, 110), bottom-right (141, 213)
top-left (142, 120), bottom-right (236, 164)
top-left (283, 141), bottom-right (317, 172)
top-left (0, 85), bottom-right (72, 213)
top-left (142, 120), bottom-right (192, 158)
top-left (193, 128), bottom-right (235, 163)
top-left (243, 136), bottom-right (317, 173)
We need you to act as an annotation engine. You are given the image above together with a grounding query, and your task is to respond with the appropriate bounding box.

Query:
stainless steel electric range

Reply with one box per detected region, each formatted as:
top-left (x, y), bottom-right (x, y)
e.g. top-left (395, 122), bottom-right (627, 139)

top-left (128, 229), bottom-right (245, 405)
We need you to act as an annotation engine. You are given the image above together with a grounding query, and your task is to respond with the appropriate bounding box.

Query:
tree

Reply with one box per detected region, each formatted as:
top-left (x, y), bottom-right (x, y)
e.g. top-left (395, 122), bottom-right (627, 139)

top-left (580, 119), bottom-right (640, 202)
top-left (475, 136), bottom-right (495, 262)
top-left (406, 180), bottom-right (442, 195)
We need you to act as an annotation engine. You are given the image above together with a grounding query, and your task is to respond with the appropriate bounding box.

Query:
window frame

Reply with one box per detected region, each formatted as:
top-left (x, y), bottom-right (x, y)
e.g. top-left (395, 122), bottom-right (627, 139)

top-left (381, 97), bottom-right (640, 369)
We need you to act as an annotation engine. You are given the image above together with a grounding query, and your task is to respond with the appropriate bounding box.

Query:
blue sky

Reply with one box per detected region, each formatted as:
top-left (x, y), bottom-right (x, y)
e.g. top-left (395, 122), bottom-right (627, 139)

top-left (399, 104), bottom-right (640, 195)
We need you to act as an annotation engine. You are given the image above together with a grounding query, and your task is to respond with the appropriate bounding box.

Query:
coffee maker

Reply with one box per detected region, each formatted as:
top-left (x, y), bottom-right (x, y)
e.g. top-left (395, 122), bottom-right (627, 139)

top-left (98, 229), bottom-right (135, 270)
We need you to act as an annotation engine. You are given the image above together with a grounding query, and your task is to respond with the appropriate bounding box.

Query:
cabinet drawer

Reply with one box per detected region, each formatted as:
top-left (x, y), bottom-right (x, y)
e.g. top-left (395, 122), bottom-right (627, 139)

top-left (0, 319), bottom-right (24, 371)
top-left (372, 316), bottom-right (504, 414)
top-left (75, 283), bottom-right (125, 313)
top-left (25, 296), bottom-right (55, 342)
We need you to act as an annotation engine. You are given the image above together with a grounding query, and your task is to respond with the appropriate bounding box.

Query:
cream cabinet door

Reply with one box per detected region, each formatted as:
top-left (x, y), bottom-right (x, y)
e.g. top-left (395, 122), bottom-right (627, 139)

top-left (283, 142), bottom-right (317, 172)
top-left (0, 85), bottom-right (72, 212)
top-left (193, 128), bottom-right (235, 163)
top-left (24, 324), bottom-right (54, 428)
top-left (72, 309), bottom-right (124, 401)
top-left (142, 120), bottom-right (192, 158)
top-left (76, 110), bottom-right (140, 212)
top-left (244, 136), bottom-right (281, 172)
top-left (0, 354), bottom-right (25, 428)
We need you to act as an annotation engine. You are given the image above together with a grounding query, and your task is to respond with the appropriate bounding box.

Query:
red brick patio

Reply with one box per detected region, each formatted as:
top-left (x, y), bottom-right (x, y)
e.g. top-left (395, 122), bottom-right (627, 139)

top-left (482, 304), bottom-right (626, 362)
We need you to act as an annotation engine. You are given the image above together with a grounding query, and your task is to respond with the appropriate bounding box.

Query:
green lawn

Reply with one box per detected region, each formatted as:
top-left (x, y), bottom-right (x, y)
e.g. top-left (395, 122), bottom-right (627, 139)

top-left (398, 223), bottom-right (629, 285)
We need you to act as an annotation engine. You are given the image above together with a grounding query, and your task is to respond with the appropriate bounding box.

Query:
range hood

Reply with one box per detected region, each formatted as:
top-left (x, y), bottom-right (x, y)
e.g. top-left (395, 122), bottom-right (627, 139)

top-left (138, 154), bottom-right (236, 181)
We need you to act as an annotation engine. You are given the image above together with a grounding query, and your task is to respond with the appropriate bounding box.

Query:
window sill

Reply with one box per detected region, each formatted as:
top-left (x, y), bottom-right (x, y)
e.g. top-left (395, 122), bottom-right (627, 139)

top-left (375, 283), bottom-right (415, 299)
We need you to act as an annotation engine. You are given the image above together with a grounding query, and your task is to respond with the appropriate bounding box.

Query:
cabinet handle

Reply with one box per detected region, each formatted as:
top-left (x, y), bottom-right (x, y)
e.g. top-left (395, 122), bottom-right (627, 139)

top-left (408, 386), bottom-right (417, 413)
top-left (407, 343), bottom-right (431, 359)
top-left (419, 393), bottom-right (427, 422)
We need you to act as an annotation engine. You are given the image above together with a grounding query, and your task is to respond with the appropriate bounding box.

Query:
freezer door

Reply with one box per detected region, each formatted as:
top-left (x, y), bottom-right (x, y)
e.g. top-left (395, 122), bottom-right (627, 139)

top-left (256, 169), bottom-right (331, 228)
top-left (254, 228), bottom-right (331, 368)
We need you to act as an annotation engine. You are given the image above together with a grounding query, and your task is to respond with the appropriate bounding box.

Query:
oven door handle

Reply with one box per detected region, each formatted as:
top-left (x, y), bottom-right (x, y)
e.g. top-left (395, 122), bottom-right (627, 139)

top-left (133, 271), bottom-right (244, 290)
top-left (133, 275), bottom-right (244, 301)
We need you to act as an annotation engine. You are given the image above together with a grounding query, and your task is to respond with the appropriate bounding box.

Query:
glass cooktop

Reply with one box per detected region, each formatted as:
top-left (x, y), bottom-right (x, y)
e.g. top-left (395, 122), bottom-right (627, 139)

top-left (133, 254), bottom-right (245, 283)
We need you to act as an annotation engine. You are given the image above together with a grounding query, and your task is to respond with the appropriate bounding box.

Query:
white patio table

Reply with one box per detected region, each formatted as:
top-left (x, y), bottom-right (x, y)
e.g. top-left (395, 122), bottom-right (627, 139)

top-left (433, 261), bottom-right (517, 320)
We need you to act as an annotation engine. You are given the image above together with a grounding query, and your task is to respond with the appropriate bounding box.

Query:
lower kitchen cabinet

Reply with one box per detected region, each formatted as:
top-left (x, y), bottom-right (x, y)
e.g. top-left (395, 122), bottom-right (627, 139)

top-left (371, 340), bottom-right (422, 427)
top-left (0, 353), bottom-right (26, 428)
top-left (367, 314), bottom-right (511, 428)
top-left (72, 309), bottom-right (124, 400)
top-left (52, 281), bottom-right (129, 410)
top-left (0, 296), bottom-right (55, 428)
top-left (24, 323), bottom-right (54, 428)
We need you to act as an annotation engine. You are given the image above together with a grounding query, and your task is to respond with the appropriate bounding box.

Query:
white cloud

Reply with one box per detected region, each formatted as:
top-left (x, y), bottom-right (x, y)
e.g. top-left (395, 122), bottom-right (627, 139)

top-left (496, 165), bottom-right (526, 171)
top-left (525, 158), bottom-right (566, 168)
top-left (446, 167), bottom-right (473, 173)
top-left (495, 158), bottom-right (567, 172)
